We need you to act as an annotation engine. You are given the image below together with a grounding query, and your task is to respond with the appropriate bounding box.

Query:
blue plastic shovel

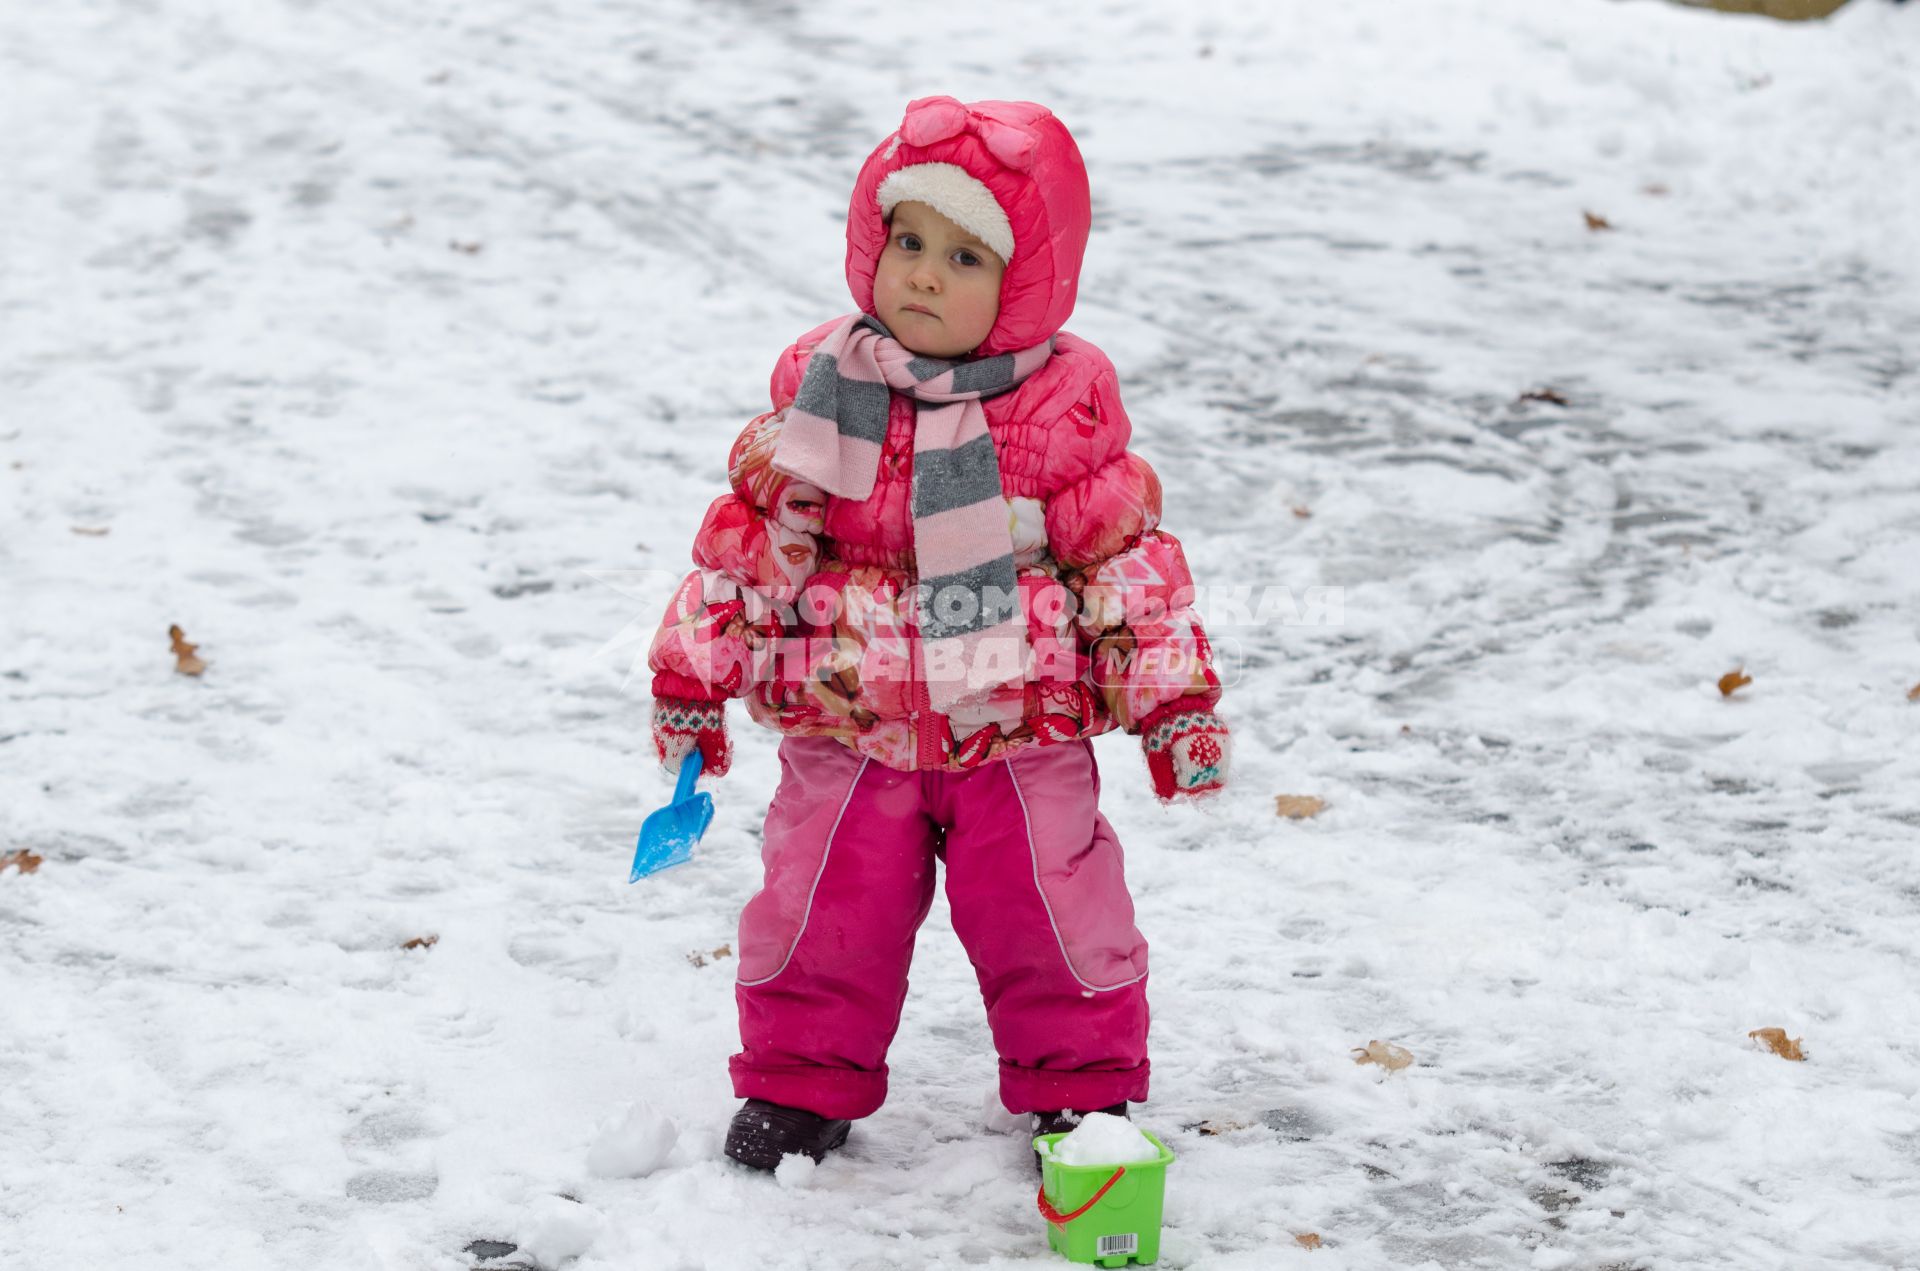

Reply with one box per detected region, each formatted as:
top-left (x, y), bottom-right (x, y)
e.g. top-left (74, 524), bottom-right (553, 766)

top-left (629, 749), bottom-right (715, 882)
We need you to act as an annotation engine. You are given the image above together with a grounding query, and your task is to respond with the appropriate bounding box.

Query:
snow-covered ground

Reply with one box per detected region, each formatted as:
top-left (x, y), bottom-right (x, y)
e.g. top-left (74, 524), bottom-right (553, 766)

top-left (4, 0), bottom-right (1918, 1267)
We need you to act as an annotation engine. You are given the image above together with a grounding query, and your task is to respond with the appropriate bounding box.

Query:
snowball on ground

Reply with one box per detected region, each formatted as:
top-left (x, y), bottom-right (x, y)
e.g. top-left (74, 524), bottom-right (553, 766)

top-left (518, 1196), bottom-right (607, 1267)
top-left (586, 1101), bottom-right (678, 1179)
top-left (774, 1152), bottom-right (818, 1189)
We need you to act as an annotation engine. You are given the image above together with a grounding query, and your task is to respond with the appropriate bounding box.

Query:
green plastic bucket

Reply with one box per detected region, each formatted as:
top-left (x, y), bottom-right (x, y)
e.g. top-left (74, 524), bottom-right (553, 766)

top-left (1033, 1129), bottom-right (1174, 1266)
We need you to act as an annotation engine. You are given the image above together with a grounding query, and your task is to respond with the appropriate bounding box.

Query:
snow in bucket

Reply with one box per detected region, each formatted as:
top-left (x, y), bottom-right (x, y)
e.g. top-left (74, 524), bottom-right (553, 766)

top-left (1034, 1115), bottom-right (1175, 1266)
top-left (1041, 1113), bottom-right (1162, 1166)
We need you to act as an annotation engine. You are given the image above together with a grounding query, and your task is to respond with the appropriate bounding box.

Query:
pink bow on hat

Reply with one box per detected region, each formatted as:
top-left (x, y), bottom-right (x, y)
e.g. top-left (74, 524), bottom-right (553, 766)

top-left (899, 96), bottom-right (1038, 171)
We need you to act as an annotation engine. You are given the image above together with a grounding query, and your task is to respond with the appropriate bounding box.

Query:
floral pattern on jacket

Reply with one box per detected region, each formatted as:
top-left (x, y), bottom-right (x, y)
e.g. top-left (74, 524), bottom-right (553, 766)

top-left (646, 329), bottom-right (1221, 772)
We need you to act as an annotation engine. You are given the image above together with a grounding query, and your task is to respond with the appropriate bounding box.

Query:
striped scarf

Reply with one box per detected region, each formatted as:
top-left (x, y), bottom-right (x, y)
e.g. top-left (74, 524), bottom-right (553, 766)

top-left (771, 313), bottom-right (1052, 715)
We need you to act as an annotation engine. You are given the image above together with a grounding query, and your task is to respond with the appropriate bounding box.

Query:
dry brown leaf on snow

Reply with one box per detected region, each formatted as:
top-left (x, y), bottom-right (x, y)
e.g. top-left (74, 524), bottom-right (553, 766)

top-left (70, 525), bottom-right (110, 537)
top-left (1195, 1119), bottom-right (1249, 1136)
top-left (1907, 681), bottom-right (1920, 703)
top-left (1583, 210), bottom-right (1613, 232)
top-left (1748, 1027), bottom-right (1806, 1061)
top-left (1351, 1040), bottom-right (1414, 1071)
top-left (1274, 795), bottom-right (1327, 819)
top-left (1519, 388), bottom-right (1570, 407)
top-left (1717, 668), bottom-right (1752, 697)
top-left (1295, 1232), bottom-right (1324, 1250)
top-left (2, 850), bottom-right (44, 875)
top-left (1291, 505), bottom-right (1313, 519)
top-left (686, 944), bottom-right (732, 968)
top-left (169, 625), bottom-right (207, 676)
top-left (401, 935), bottom-right (439, 951)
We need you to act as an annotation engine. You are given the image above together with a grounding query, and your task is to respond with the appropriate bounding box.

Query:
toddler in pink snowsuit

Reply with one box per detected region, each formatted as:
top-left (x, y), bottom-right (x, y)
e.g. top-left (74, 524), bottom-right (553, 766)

top-left (646, 97), bottom-right (1231, 1170)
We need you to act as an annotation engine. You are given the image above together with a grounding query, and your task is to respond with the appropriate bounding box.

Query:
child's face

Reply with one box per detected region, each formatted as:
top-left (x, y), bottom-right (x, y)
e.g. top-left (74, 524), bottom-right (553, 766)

top-left (873, 200), bottom-right (1005, 359)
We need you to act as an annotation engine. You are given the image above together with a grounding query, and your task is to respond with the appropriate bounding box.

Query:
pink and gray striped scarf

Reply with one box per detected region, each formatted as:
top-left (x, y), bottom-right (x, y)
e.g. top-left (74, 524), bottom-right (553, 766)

top-left (771, 313), bottom-right (1052, 714)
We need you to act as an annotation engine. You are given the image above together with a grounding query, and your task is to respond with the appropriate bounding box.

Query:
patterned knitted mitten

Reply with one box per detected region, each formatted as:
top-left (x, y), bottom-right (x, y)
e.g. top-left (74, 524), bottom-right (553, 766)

top-left (1141, 698), bottom-right (1230, 801)
top-left (652, 697), bottom-right (732, 778)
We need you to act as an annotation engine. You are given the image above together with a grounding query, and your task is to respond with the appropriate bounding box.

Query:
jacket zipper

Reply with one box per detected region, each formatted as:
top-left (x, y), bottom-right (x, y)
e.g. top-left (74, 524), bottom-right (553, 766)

top-left (911, 628), bottom-right (937, 769)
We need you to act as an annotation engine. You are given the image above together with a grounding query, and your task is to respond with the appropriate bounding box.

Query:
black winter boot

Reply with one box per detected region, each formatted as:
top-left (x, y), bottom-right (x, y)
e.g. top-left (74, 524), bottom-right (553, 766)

top-left (1030, 1102), bottom-right (1129, 1174)
top-left (724, 1098), bottom-right (852, 1171)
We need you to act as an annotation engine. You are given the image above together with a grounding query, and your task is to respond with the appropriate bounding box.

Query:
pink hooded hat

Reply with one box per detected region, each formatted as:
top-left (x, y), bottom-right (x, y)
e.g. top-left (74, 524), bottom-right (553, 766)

top-left (844, 97), bottom-right (1093, 359)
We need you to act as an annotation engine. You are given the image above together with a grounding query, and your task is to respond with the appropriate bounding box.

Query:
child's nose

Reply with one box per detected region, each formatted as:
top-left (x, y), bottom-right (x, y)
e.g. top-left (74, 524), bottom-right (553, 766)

top-left (909, 263), bottom-right (941, 292)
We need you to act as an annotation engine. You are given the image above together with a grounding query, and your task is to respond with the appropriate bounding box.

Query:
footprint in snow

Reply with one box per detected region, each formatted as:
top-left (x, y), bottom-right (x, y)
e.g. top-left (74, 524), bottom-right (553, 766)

top-left (342, 1106), bottom-right (441, 1205)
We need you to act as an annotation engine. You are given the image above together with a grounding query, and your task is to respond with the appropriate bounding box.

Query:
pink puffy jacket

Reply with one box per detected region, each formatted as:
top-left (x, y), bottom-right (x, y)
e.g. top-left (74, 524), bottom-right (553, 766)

top-left (649, 98), bottom-right (1222, 773)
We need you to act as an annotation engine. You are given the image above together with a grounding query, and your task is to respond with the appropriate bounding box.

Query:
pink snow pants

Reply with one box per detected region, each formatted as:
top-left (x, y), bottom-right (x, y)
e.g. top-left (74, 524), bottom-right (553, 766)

top-left (730, 734), bottom-right (1150, 1121)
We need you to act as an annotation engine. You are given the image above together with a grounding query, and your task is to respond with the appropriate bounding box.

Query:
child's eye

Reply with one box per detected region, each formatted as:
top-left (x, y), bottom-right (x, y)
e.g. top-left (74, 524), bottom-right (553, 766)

top-left (895, 233), bottom-right (921, 252)
top-left (953, 249), bottom-right (981, 268)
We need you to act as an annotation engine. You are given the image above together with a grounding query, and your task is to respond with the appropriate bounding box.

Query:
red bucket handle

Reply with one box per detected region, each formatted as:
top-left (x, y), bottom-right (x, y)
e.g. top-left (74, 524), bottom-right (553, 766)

top-left (1036, 1165), bottom-right (1127, 1225)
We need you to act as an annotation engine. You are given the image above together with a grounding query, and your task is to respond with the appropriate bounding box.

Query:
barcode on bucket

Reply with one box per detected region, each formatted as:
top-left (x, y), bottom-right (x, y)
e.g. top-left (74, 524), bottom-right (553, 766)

top-left (1097, 1233), bottom-right (1139, 1257)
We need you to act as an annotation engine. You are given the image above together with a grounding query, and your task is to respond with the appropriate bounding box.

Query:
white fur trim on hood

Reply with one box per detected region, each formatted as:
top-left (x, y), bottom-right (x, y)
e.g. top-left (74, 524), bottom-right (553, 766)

top-left (876, 162), bottom-right (1016, 264)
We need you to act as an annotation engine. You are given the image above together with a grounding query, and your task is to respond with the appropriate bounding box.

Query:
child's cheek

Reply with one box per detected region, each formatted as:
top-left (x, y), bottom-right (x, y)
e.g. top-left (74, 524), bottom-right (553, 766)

top-left (973, 291), bottom-right (1003, 337)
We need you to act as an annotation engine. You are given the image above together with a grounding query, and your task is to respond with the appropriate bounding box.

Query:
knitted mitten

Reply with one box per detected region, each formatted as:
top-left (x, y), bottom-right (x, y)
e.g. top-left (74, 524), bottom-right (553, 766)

top-left (1140, 697), bottom-right (1229, 801)
top-left (652, 697), bottom-right (732, 778)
